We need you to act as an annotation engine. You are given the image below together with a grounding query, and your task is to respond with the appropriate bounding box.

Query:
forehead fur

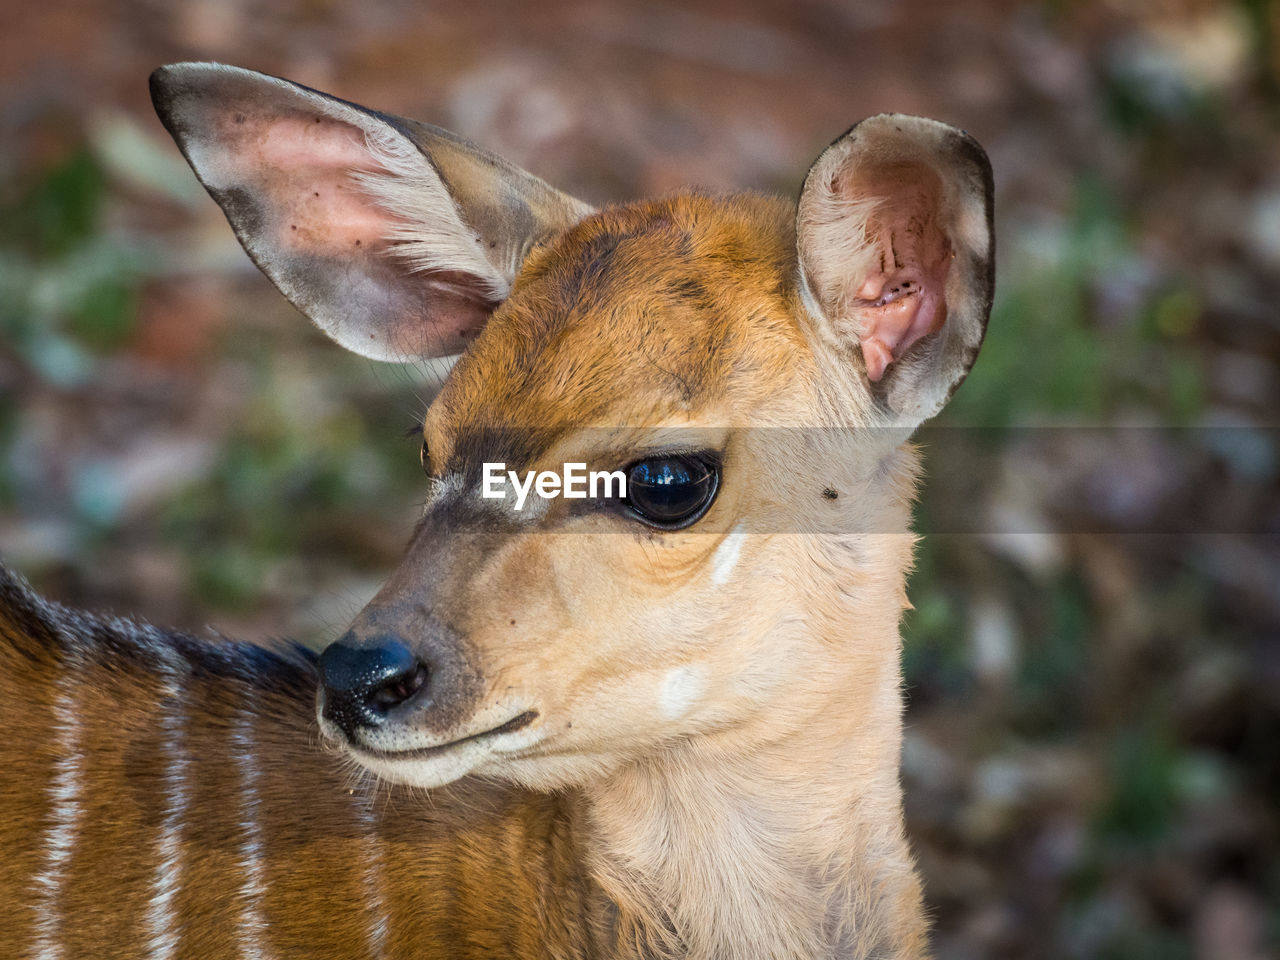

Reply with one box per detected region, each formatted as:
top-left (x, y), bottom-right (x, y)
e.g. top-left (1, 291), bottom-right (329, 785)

top-left (429, 192), bottom-right (804, 467)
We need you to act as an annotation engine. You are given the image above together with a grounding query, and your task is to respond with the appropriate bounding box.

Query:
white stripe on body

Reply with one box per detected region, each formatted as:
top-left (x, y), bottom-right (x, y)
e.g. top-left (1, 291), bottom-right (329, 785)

top-left (145, 680), bottom-right (189, 960)
top-left (232, 705), bottom-right (273, 960)
top-left (358, 787), bottom-right (389, 959)
top-left (30, 682), bottom-right (83, 960)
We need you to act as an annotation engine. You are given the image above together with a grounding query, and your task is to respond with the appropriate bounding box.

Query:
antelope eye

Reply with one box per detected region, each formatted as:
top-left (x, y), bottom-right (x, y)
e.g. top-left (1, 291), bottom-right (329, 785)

top-left (624, 454), bottom-right (719, 529)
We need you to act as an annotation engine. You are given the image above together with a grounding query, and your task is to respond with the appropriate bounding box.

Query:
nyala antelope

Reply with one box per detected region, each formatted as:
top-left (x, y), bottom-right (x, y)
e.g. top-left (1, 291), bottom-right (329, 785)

top-left (0, 63), bottom-right (993, 959)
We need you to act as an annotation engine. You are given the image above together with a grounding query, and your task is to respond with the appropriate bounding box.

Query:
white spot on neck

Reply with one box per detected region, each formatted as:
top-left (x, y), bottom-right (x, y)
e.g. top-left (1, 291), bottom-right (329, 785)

top-left (658, 666), bottom-right (707, 720)
top-left (710, 526), bottom-right (746, 586)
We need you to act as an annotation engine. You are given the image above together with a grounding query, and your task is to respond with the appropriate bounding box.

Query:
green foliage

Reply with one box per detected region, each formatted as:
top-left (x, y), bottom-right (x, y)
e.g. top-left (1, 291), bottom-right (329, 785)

top-left (1095, 717), bottom-right (1181, 847)
top-left (1011, 575), bottom-right (1093, 736)
top-left (64, 273), bottom-right (137, 352)
top-left (902, 535), bottom-right (973, 698)
top-left (0, 145), bottom-right (145, 378)
top-left (0, 148), bottom-right (106, 259)
top-left (944, 174), bottom-right (1205, 429)
top-left (1096, 928), bottom-right (1193, 960)
top-left (155, 347), bottom-right (426, 610)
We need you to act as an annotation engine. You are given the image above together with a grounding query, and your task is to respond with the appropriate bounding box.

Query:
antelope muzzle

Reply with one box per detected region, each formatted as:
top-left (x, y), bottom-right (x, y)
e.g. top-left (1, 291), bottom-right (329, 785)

top-left (316, 604), bottom-right (486, 756)
top-left (318, 633), bottom-right (430, 738)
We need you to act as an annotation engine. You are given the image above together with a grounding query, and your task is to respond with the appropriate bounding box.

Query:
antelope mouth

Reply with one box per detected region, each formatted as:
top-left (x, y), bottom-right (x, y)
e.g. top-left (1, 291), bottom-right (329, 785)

top-left (347, 709), bottom-right (540, 761)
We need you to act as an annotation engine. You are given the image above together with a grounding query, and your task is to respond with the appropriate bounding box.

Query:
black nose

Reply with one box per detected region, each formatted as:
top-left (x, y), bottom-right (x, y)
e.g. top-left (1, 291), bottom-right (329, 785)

top-left (319, 633), bottom-right (429, 738)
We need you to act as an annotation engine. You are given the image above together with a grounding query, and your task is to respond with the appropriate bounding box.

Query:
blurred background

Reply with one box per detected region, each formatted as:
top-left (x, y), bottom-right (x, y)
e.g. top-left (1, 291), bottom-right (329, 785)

top-left (1, 0), bottom-right (1277, 956)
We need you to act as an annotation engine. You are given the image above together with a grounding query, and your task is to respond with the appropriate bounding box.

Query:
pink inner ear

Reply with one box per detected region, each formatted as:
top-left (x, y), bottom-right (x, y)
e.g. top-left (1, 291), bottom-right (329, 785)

top-left (223, 111), bottom-right (396, 259)
top-left (848, 164), bottom-right (952, 382)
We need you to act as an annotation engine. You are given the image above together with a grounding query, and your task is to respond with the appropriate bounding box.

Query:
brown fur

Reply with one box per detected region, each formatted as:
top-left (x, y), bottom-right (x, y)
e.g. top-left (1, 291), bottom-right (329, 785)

top-left (0, 192), bottom-right (927, 960)
top-left (0, 565), bottom-right (601, 959)
top-left (0, 64), bottom-right (995, 960)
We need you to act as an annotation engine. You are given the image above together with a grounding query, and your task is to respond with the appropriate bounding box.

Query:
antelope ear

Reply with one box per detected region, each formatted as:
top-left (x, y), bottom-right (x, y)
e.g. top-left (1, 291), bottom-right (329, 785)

top-left (797, 115), bottom-right (994, 428)
top-left (150, 62), bottom-right (592, 361)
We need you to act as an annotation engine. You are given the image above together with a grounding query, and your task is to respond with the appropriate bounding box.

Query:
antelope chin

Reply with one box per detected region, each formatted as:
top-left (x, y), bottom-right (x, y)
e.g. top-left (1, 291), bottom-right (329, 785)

top-left (320, 709), bottom-right (543, 789)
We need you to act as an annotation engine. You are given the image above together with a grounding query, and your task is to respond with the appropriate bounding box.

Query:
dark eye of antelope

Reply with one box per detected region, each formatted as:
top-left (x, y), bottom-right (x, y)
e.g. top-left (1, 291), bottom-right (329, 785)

top-left (623, 453), bottom-right (720, 529)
